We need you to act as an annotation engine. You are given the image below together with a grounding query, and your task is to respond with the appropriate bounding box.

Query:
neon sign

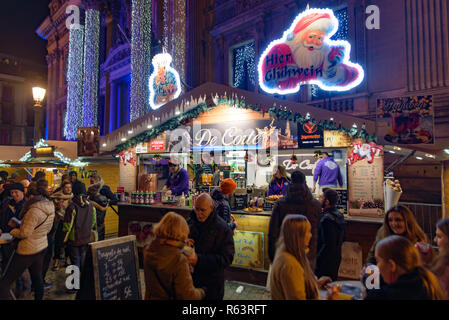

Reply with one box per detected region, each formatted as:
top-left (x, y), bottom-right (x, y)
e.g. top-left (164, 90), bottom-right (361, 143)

top-left (258, 8), bottom-right (364, 95)
top-left (149, 52), bottom-right (181, 110)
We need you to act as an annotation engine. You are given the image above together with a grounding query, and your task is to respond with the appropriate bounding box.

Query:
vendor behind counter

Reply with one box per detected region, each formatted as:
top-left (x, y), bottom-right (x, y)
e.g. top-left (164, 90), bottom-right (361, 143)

top-left (162, 160), bottom-right (190, 196)
top-left (267, 165), bottom-right (290, 196)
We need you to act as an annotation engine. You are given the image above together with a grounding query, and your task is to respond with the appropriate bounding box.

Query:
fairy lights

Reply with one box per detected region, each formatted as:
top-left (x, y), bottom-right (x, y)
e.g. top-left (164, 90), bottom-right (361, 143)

top-left (233, 41), bottom-right (256, 89)
top-left (130, 0), bottom-right (152, 121)
top-left (163, 0), bottom-right (169, 50)
top-left (65, 25), bottom-right (84, 140)
top-left (172, 0), bottom-right (186, 89)
top-left (82, 9), bottom-right (100, 127)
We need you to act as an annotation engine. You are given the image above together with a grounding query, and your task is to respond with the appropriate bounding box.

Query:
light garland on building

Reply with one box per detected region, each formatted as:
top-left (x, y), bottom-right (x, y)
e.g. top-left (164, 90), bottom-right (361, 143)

top-left (233, 41), bottom-right (256, 88)
top-left (65, 25), bottom-right (84, 140)
top-left (130, 0), bottom-right (152, 121)
top-left (163, 0), bottom-right (169, 50)
top-left (82, 9), bottom-right (100, 127)
top-left (172, 0), bottom-right (186, 90)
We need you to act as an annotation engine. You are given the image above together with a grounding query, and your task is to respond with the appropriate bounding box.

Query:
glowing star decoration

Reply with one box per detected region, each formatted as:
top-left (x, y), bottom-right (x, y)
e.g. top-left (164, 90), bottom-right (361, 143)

top-left (149, 52), bottom-right (181, 110)
top-left (258, 8), bottom-right (364, 95)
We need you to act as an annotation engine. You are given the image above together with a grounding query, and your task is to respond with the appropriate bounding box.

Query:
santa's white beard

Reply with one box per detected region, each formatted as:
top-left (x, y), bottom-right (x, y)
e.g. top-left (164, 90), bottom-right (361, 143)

top-left (288, 38), bottom-right (328, 68)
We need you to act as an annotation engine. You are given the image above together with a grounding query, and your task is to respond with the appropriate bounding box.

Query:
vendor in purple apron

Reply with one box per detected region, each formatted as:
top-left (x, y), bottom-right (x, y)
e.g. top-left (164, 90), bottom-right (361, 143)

top-left (268, 165), bottom-right (290, 196)
top-left (162, 159), bottom-right (190, 196)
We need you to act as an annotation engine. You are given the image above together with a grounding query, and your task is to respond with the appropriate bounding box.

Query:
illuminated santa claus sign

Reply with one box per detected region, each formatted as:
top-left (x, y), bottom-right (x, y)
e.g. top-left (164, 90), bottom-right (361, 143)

top-left (149, 52), bottom-right (181, 110)
top-left (258, 8), bottom-right (364, 94)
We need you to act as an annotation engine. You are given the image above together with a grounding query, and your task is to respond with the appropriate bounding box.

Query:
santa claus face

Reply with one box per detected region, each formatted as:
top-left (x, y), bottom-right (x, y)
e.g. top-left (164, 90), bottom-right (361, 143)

top-left (301, 30), bottom-right (326, 50)
top-left (289, 30), bottom-right (328, 68)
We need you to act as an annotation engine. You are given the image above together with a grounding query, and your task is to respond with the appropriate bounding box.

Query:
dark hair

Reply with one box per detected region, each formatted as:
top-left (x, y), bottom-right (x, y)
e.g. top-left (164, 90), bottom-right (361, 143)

top-left (69, 171), bottom-right (77, 177)
top-left (380, 205), bottom-right (427, 243)
top-left (0, 171), bottom-right (8, 179)
top-left (322, 152), bottom-right (330, 157)
top-left (324, 189), bottom-right (339, 207)
top-left (291, 171), bottom-right (305, 184)
top-left (432, 218), bottom-right (449, 276)
top-left (27, 179), bottom-right (50, 198)
top-left (34, 171), bottom-right (46, 180)
top-left (61, 181), bottom-right (72, 189)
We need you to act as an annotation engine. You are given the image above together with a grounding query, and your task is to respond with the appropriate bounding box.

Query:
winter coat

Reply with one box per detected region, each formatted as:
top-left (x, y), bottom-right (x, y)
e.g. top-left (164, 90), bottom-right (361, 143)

top-left (268, 177), bottom-right (290, 196)
top-left (268, 183), bottom-right (321, 269)
top-left (365, 268), bottom-right (436, 300)
top-left (50, 191), bottom-right (73, 220)
top-left (211, 188), bottom-right (236, 231)
top-left (165, 168), bottom-right (190, 196)
top-left (188, 209), bottom-right (235, 300)
top-left (270, 251), bottom-right (308, 300)
top-left (99, 184), bottom-right (118, 205)
top-left (87, 180), bottom-right (109, 214)
top-left (10, 197), bottom-right (55, 255)
top-left (143, 238), bottom-right (205, 300)
top-left (437, 265), bottom-right (449, 299)
top-left (63, 196), bottom-right (96, 246)
top-left (316, 207), bottom-right (346, 280)
top-left (0, 198), bottom-right (25, 233)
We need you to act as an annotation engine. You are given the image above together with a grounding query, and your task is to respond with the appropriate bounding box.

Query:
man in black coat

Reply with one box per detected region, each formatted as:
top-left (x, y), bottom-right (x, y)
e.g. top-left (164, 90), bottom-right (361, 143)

top-left (187, 193), bottom-right (235, 300)
top-left (69, 171), bottom-right (86, 196)
top-left (268, 170), bottom-right (321, 269)
top-left (316, 189), bottom-right (346, 281)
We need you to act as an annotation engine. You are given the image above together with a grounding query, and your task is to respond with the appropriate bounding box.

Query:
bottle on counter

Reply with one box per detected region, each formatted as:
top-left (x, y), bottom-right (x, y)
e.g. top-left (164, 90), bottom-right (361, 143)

top-left (179, 192), bottom-right (186, 207)
top-left (150, 192), bottom-right (154, 204)
top-left (139, 190), bottom-right (144, 204)
top-left (189, 193), bottom-right (193, 208)
top-left (144, 192), bottom-right (150, 205)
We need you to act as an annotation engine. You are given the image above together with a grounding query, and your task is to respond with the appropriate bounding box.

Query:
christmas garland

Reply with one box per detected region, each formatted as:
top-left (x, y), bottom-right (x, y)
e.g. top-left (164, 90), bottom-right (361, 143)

top-left (115, 97), bottom-right (377, 152)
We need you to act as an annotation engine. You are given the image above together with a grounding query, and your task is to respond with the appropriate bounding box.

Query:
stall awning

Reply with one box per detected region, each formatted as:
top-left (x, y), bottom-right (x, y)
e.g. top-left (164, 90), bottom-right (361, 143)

top-left (101, 82), bottom-right (376, 153)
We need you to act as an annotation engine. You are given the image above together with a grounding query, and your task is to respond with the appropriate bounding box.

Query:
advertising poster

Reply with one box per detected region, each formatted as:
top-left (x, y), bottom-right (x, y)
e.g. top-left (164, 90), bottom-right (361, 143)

top-left (377, 96), bottom-right (434, 145)
top-left (77, 126), bottom-right (100, 156)
top-left (298, 121), bottom-right (324, 148)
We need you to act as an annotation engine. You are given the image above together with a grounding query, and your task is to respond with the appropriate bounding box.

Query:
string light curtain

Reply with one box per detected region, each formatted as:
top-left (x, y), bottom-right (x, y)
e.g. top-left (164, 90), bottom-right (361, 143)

top-left (130, 0), bottom-right (152, 121)
top-left (172, 0), bottom-right (186, 90)
top-left (233, 41), bottom-right (256, 89)
top-left (82, 8), bottom-right (100, 126)
top-left (163, 0), bottom-right (169, 50)
top-left (65, 25), bottom-right (84, 140)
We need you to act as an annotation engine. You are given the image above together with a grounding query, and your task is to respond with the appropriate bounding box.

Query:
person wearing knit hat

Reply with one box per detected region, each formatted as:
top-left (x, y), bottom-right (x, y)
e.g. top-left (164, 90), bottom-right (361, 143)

top-left (210, 178), bottom-right (238, 231)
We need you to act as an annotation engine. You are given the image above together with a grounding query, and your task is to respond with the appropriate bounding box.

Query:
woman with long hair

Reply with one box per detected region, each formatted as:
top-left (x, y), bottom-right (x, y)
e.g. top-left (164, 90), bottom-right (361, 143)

top-left (366, 205), bottom-right (428, 265)
top-left (432, 218), bottom-right (449, 298)
top-left (143, 212), bottom-right (205, 300)
top-left (365, 235), bottom-right (446, 300)
top-left (270, 214), bottom-right (331, 299)
top-left (268, 165), bottom-right (290, 196)
top-left (0, 180), bottom-right (55, 300)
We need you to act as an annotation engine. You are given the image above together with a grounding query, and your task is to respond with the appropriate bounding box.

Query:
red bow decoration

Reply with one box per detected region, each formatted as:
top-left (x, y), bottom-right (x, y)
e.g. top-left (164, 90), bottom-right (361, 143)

top-left (290, 152), bottom-right (297, 164)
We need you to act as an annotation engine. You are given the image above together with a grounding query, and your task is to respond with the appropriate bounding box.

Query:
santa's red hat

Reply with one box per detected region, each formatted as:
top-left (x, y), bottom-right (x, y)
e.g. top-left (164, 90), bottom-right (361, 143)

top-left (293, 12), bottom-right (335, 35)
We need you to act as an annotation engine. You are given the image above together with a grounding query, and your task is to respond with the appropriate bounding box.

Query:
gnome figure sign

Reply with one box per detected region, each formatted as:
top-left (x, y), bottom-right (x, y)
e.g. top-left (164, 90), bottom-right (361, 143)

top-left (258, 8), bottom-right (364, 94)
top-left (149, 52), bottom-right (181, 110)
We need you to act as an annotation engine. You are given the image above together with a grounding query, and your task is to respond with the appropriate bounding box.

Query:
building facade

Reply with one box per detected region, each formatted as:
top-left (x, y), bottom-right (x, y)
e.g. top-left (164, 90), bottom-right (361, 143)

top-left (0, 52), bottom-right (47, 145)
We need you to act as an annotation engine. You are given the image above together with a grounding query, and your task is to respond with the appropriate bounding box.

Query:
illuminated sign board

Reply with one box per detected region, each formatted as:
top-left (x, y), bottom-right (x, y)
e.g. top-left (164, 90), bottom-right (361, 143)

top-left (149, 52), bottom-right (181, 110)
top-left (258, 8), bottom-right (364, 95)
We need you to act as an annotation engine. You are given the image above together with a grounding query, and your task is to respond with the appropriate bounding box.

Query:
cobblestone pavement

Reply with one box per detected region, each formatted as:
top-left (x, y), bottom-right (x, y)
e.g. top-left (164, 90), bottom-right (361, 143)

top-left (18, 268), bottom-right (270, 300)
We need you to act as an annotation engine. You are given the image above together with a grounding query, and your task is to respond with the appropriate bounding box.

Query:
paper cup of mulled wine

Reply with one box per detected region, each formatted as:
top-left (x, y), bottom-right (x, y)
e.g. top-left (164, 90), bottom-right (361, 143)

top-left (384, 183), bottom-right (402, 212)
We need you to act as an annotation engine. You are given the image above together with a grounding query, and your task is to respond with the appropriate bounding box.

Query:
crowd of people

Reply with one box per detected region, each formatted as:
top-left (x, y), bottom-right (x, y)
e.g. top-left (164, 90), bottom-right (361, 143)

top-left (143, 167), bottom-right (449, 300)
top-left (0, 170), bottom-right (117, 300)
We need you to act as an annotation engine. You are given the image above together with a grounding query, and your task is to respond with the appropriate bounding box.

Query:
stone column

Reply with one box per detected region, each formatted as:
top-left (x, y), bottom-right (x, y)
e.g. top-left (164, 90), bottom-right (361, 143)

top-left (109, 80), bottom-right (117, 131)
top-left (82, 7), bottom-right (100, 127)
top-left (443, 161), bottom-right (449, 219)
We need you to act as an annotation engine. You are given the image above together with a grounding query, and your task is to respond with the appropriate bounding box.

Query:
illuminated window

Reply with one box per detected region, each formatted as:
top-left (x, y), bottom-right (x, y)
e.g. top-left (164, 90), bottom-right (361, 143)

top-left (231, 41), bottom-right (256, 91)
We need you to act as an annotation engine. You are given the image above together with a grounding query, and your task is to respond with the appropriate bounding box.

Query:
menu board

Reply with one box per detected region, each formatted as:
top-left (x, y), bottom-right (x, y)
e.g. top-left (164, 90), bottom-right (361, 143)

top-left (348, 156), bottom-right (384, 214)
top-left (334, 188), bottom-right (348, 214)
top-left (77, 236), bottom-right (141, 300)
top-left (233, 194), bottom-right (248, 210)
top-left (232, 230), bottom-right (264, 269)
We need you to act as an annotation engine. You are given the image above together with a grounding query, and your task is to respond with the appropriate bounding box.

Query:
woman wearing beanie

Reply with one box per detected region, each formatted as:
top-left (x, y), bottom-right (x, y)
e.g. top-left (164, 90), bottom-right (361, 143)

top-left (210, 178), bottom-right (238, 231)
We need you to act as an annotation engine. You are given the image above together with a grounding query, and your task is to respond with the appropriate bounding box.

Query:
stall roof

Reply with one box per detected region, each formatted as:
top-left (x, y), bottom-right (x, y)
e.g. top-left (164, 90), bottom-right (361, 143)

top-left (100, 82), bottom-right (376, 153)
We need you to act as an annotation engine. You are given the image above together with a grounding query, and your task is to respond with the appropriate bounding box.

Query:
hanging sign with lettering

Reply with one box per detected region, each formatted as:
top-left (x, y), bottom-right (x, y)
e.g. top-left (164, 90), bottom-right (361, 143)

top-left (258, 8), bottom-right (364, 95)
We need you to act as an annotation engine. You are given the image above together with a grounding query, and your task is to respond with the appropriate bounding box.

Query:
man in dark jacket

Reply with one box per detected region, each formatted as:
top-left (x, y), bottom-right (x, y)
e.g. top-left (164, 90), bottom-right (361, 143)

top-left (316, 189), bottom-right (346, 280)
top-left (210, 178), bottom-right (237, 231)
top-left (268, 170), bottom-right (321, 269)
top-left (69, 171), bottom-right (86, 196)
top-left (187, 193), bottom-right (235, 300)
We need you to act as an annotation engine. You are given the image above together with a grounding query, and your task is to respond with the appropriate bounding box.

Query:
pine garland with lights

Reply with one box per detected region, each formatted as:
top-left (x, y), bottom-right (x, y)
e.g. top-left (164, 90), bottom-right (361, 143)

top-left (115, 97), bottom-right (377, 152)
top-left (130, 0), bottom-right (152, 121)
top-left (65, 25), bottom-right (84, 140)
top-left (82, 9), bottom-right (100, 127)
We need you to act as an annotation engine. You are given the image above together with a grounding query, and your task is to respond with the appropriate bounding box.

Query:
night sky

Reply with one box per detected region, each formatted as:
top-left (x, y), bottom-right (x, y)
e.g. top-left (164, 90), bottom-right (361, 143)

top-left (0, 0), bottom-right (51, 66)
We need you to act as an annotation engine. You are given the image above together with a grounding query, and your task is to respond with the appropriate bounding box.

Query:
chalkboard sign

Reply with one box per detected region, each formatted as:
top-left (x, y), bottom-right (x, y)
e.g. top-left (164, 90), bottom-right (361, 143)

top-left (335, 188), bottom-right (348, 214)
top-left (233, 194), bottom-right (248, 210)
top-left (77, 235), bottom-right (141, 300)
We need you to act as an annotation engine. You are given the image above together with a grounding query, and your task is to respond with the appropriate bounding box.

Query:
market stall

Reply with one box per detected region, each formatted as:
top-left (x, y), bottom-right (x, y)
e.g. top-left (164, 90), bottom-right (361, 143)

top-left (101, 82), bottom-right (388, 282)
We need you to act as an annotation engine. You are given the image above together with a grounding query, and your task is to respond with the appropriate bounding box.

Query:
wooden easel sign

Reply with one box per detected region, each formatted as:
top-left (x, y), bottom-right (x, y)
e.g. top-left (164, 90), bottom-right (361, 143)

top-left (90, 235), bottom-right (142, 300)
